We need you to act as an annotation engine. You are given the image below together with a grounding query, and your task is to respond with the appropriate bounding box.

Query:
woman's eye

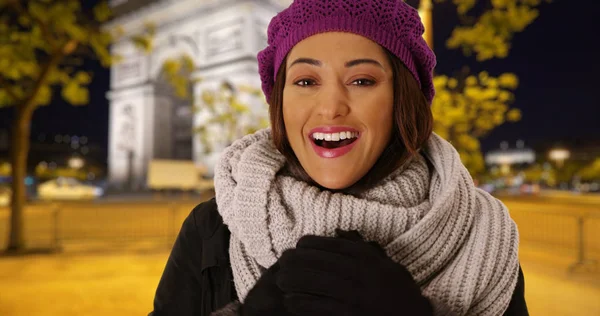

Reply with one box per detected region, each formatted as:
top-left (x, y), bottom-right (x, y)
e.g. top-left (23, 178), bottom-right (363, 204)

top-left (294, 79), bottom-right (317, 87)
top-left (351, 78), bottom-right (375, 86)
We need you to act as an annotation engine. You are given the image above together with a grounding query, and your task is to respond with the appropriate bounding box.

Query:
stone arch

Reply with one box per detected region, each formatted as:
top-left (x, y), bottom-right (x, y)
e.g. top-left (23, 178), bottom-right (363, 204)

top-left (152, 54), bottom-right (195, 161)
top-left (149, 34), bottom-right (200, 81)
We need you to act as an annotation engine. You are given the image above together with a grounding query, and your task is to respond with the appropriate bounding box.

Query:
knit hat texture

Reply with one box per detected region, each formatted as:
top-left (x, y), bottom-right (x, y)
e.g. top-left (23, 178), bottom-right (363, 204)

top-left (257, 0), bottom-right (437, 104)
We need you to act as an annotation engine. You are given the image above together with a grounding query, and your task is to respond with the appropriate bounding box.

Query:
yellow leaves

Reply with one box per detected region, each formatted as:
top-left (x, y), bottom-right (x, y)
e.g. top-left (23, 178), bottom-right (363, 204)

top-left (491, 0), bottom-right (509, 8)
top-left (1, 58), bottom-right (40, 80)
top-left (131, 22), bottom-right (157, 53)
top-left (464, 86), bottom-right (500, 101)
top-left (18, 15), bottom-right (31, 27)
top-left (432, 70), bottom-right (521, 175)
top-left (143, 22), bottom-right (157, 37)
top-left (486, 78), bottom-right (499, 89)
top-left (230, 100), bottom-right (249, 113)
top-left (33, 85), bottom-right (52, 106)
top-left (447, 24), bottom-right (507, 61)
top-left (452, 0), bottom-right (477, 14)
top-left (173, 81), bottom-right (190, 99)
top-left (181, 55), bottom-right (195, 73)
top-left (463, 86), bottom-right (482, 99)
top-left (523, 163), bottom-right (557, 185)
top-left (201, 91), bottom-right (215, 106)
top-left (0, 89), bottom-right (12, 107)
top-left (62, 80), bottom-right (89, 105)
top-left (506, 108), bottom-right (522, 121)
top-left (93, 1), bottom-right (112, 23)
top-left (161, 56), bottom-right (195, 99)
top-left (465, 75), bottom-right (478, 86)
top-left (474, 117), bottom-right (494, 131)
top-left (74, 71), bottom-right (92, 85)
top-left (578, 158), bottom-right (600, 181)
top-left (238, 85), bottom-right (264, 98)
top-left (0, 0), bottom-right (114, 122)
top-left (433, 75), bottom-right (448, 88)
top-left (458, 134), bottom-right (480, 151)
top-left (113, 26), bottom-right (125, 39)
top-left (89, 32), bottom-right (114, 67)
top-left (478, 71), bottom-right (489, 82)
top-left (448, 78), bottom-right (458, 89)
top-left (63, 40), bottom-right (78, 55)
top-left (456, 148), bottom-right (485, 176)
top-left (162, 59), bottom-right (181, 77)
top-left (131, 36), bottom-right (153, 53)
top-left (259, 117), bottom-right (270, 129)
top-left (498, 73), bottom-right (519, 89)
top-left (0, 162), bottom-right (11, 175)
top-left (498, 91), bottom-right (512, 102)
top-left (28, 2), bottom-right (49, 24)
top-left (60, 71), bottom-right (92, 106)
top-left (194, 81), bottom-right (269, 153)
top-left (48, 70), bottom-right (70, 85)
top-left (446, 0), bottom-right (545, 61)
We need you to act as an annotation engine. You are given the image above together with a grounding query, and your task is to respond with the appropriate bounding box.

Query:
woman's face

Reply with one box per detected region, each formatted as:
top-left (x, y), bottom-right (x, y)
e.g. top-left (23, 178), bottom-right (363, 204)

top-left (283, 32), bottom-right (394, 190)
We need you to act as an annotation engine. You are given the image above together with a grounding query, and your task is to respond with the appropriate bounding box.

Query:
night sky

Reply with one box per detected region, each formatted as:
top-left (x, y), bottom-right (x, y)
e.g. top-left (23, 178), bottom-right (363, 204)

top-left (1, 0), bottom-right (599, 159)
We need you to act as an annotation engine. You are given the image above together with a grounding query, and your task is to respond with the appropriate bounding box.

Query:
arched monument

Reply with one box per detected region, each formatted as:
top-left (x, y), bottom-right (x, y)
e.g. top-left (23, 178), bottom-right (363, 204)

top-left (105, 0), bottom-right (290, 190)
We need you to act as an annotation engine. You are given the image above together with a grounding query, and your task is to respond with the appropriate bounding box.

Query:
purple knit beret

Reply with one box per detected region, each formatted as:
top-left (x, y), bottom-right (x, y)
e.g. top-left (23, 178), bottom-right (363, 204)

top-left (257, 0), bottom-right (437, 104)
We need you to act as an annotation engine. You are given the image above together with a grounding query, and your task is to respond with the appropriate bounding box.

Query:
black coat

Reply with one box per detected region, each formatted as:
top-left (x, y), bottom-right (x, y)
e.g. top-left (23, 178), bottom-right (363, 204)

top-left (150, 198), bottom-right (529, 316)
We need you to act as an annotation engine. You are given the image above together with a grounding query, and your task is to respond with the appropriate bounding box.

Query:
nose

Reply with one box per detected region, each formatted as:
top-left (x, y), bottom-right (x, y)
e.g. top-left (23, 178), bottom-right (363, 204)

top-left (316, 82), bottom-right (350, 120)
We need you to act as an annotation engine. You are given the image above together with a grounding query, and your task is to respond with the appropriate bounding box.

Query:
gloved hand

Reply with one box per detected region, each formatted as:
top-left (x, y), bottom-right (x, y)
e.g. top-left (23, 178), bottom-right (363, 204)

top-left (276, 229), bottom-right (433, 316)
top-left (239, 262), bottom-right (289, 316)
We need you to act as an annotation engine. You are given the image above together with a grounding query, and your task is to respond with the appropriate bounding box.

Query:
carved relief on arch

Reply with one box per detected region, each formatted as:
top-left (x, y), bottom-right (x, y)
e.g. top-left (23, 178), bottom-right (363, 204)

top-left (149, 34), bottom-right (201, 80)
top-left (205, 17), bottom-right (245, 61)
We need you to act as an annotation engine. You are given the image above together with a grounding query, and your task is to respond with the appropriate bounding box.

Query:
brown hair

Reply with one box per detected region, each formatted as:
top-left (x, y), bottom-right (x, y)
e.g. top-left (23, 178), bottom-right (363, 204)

top-left (269, 49), bottom-right (433, 195)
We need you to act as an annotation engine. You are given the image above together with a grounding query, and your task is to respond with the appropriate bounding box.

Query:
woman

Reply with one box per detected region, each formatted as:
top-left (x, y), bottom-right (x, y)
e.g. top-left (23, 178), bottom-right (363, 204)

top-left (150, 0), bottom-right (528, 315)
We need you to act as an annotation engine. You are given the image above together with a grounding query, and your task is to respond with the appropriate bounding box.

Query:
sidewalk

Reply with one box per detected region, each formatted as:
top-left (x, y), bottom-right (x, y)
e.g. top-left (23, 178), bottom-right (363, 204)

top-left (0, 244), bottom-right (598, 315)
top-left (519, 244), bottom-right (599, 315)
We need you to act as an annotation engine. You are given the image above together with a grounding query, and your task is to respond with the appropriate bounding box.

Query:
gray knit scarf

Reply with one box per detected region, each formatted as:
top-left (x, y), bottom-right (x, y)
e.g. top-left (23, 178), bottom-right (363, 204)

top-left (214, 129), bottom-right (520, 316)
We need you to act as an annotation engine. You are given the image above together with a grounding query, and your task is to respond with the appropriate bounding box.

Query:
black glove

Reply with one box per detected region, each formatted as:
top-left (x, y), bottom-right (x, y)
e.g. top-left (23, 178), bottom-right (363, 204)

top-left (239, 262), bottom-right (289, 316)
top-left (276, 229), bottom-right (433, 316)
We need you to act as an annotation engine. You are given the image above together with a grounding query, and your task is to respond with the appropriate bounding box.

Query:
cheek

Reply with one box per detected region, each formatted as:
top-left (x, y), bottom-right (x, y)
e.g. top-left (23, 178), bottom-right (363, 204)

top-left (282, 94), bottom-right (309, 135)
top-left (363, 91), bottom-right (394, 139)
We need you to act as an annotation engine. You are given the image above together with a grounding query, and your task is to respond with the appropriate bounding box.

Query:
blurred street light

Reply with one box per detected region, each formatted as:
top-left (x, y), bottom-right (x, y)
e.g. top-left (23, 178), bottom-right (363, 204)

top-left (549, 148), bottom-right (570, 168)
top-left (68, 157), bottom-right (85, 169)
top-left (418, 0), bottom-right (433, 49)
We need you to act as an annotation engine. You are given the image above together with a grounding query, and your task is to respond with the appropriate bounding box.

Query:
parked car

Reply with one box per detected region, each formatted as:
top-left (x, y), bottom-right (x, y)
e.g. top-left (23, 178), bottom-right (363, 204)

top-left (519, 183), bottom-right (541, 195)
top-left (37, 177), bottom-right (104, 200)
top-left (147, 159), bottom-right (214, 193)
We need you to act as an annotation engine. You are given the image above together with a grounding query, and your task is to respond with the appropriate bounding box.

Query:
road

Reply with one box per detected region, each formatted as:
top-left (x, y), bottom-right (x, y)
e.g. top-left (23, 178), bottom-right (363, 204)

top-left (0, 192), bottom-right (598, 315)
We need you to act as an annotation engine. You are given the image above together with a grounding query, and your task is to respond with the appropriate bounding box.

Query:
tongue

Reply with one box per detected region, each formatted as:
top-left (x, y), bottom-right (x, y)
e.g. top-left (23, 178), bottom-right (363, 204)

top-left (322, 139), bottom-right (355, 149)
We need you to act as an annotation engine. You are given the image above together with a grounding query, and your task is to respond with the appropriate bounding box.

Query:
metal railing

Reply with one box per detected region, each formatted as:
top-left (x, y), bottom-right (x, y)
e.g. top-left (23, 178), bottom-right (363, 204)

top-left (1, 200), bottom-right (599, 271)
top-left (0, 200), bottom-right (201, 251)
top-left (509, 209), bottom-right (599, 272)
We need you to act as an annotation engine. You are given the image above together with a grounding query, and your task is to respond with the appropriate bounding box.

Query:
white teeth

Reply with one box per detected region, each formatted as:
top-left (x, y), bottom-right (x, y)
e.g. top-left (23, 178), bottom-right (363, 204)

top-left (312, 132), bottom-right (358, 141)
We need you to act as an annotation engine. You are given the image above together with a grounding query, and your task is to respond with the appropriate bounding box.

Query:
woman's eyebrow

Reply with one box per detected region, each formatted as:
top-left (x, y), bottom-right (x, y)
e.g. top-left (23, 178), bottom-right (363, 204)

top-left (345, 58), bottom-right (384, 69)
top-left (288, 58), bottom-right (384, 69)
top-left (289, 58), bottom-right (322, 68)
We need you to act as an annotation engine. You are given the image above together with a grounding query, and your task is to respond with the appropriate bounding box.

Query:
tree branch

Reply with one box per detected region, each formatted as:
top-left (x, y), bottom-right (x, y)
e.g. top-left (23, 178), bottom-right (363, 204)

top-left (20, 47), bottom-right (65, 114)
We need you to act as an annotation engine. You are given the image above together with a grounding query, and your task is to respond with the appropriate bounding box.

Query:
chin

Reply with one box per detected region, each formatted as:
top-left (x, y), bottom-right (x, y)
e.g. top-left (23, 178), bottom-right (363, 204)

top-left (311, 174), bottom-right (359, 191)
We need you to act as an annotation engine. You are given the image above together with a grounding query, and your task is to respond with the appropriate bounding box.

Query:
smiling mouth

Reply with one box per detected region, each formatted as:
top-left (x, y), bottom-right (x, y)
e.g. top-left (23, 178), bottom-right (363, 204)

top-left (314, 138), bottom-right (358, 149)
top-left (311, 131), bottom-right (359, 149)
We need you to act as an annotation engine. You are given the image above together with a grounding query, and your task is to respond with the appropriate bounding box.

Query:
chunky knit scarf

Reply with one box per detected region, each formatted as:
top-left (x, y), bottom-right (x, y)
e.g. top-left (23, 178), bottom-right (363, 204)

top-left (214, 129), bottom-right (520, 315)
